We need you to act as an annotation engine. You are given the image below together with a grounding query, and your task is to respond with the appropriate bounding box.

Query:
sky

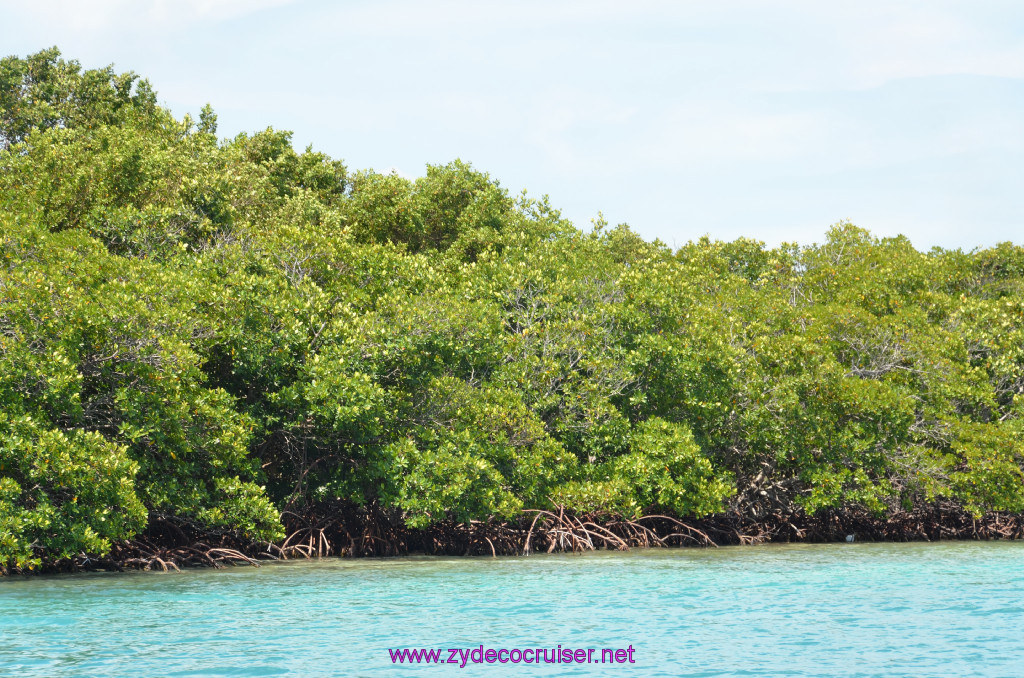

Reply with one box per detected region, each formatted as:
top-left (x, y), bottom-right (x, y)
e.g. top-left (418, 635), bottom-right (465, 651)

top-left (2, 0), bottom-right (1023, 250)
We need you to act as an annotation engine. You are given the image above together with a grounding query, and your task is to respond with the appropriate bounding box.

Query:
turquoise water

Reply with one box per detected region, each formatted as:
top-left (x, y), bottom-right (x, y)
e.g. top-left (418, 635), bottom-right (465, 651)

top-left (1, 542), bottom-right (1023, 677)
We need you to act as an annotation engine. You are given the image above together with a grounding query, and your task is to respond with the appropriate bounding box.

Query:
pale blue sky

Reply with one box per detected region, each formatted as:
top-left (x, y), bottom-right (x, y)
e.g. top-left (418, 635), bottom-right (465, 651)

top-left (3, 1), bottom-right (1023, 249)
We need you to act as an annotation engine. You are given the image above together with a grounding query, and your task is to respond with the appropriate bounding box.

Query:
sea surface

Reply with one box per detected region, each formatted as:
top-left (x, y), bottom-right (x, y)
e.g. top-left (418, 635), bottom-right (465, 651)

top-left (1, 541), bottom-right (1022, 677)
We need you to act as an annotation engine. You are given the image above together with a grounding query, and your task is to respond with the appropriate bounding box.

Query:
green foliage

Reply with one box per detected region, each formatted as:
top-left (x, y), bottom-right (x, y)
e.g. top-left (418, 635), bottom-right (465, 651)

top-left (2, 48), bottom-right (1024, 568)
top-left (948, 422), bottom-right (1024, 515)
top-left (0, 47), bottom-right (158, 149)
top-left (553, 418), bottom-right (732, 518)
top-left (346, 160), bottom-right (510, 253)
top-left (0, 415), bottom-right (146, 569)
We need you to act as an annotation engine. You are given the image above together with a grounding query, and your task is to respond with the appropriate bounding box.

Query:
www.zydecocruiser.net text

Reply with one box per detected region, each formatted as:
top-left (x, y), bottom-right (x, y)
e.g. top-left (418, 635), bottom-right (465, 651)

top-left (389, 645), bottom-right (637, 667)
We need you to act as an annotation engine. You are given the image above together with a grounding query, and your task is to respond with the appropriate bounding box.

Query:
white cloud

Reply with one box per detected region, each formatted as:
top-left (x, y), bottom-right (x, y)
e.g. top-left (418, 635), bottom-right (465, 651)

top-left (3, 0), bottom-right (1022, 249)
top-left (830, 4), bottom-right (1024, 87)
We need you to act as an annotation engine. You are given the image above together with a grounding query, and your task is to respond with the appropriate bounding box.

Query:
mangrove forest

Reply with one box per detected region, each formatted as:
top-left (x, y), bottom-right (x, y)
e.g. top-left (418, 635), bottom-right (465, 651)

top-left (2, 49), bottom-right (1023, 574)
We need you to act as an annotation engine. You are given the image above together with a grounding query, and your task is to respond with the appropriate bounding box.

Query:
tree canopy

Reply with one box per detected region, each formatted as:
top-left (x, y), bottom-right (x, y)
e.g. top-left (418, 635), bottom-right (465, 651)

top-left (2, 49), bottom-right (1023, 570)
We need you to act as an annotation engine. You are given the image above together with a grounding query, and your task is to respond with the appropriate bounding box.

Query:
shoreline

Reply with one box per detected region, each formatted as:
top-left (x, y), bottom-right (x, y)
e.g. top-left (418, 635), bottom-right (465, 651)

top-left (5, 502), bottom-right (1022, 576)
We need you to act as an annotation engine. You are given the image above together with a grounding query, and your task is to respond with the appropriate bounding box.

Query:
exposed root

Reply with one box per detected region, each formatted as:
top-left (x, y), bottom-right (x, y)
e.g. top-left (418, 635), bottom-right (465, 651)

top-left (9, 500), bottom-right (1023, 575)
top-left (522, 511), bottom-right (543, 555)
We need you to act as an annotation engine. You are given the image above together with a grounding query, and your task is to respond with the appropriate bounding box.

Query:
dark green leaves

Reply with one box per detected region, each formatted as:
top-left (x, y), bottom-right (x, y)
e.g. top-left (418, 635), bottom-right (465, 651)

top-left (3, 48), bottom-right (1024, 569)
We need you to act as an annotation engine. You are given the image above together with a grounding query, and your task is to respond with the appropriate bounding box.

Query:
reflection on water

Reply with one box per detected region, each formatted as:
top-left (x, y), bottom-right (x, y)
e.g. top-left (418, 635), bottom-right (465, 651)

top-left (2, 542), bottom-right (1023, 676)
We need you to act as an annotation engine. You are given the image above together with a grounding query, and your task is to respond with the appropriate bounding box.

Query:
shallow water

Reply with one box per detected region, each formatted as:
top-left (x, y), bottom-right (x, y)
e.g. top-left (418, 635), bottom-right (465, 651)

top-left (2, 541), bottom-right (1023, 676)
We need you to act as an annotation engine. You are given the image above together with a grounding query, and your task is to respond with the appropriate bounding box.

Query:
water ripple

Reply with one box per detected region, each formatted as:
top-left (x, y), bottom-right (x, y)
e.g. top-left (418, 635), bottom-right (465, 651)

top-left (1, 542), bottom-right (1023, 676)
